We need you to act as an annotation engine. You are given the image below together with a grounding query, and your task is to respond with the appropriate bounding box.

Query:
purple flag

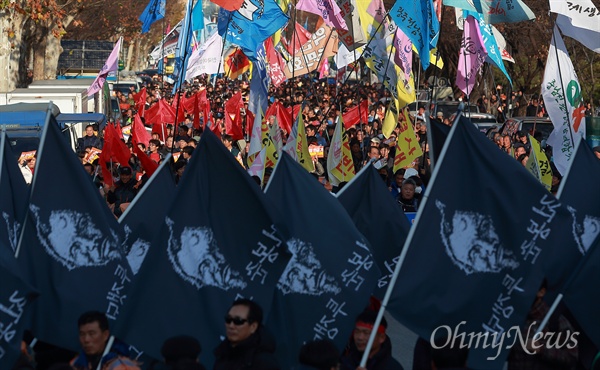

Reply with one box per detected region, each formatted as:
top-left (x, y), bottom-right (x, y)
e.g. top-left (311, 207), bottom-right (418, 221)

top-left (87, 38), bottom-right (121, 97)
top-left (394, 28), bottom-right (413, 84)
top-left (296, 0), bottom-right (348, 30)
top-left (456, 16), bottom-right (487, 96)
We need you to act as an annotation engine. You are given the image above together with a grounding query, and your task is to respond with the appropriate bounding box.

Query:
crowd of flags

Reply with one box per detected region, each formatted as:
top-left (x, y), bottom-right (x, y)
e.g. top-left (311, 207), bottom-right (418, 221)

top-left (4, 0), bottom-right (600, 368)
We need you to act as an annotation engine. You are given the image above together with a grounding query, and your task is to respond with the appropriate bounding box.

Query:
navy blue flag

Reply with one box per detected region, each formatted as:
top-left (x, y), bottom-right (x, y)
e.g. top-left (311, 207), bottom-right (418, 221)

top-left (248, 43), bottom-right (269, 116)
top-left (428, 118), bottom-right (450, 168)
top-left (556, 139), bottom-right (600, 348)
top-left (264, 153), bottom-right (381, 370)
top-left (336, 164), bottom-right (410, 298)
top-left (0, 256), bottom-right (38, 369)
top-left (0, 131), bottom-right (29, 255)
top-left (119, 157), bottom-right (176, 275)
top-left (139, 0), bottom-right (166, 34)
top-left (15, 106), bottom-right (131, 351)
top-left (387, 116), bottom-right (579, 368)
top-left (217, 0), bottom-right (289, 60)
top-left (114, 129), bottom-right (291, 367)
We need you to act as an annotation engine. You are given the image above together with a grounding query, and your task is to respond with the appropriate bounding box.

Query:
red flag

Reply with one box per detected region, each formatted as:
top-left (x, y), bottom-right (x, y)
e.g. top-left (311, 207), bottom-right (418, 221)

top-left (104, 123), bottom-right (131, 166)
top-left (197, 89), bottom-right (210, 128)
top-left (133, 142), bottom-right (159, 178)
top-left (245, 109), bottom-right (255, 138)
top-left (342, 100), bottom-right (369, 129)
top-left (132, 114), bottom-right (151, 147)
top-left (171, 93), bottom-right (187, 123)
top-left (225, 91), bottom-right (244, 141)
top-left (135, 87), bottom-right (147, 118)
top-left (192, 94), bottom-right (200, 129)
top-left (224, 49), bottom-right (250, 80)
top-left (265, 37), bottom-right (287, 87)
top-left (210, 0), bottom-right (244, 11)
top-left (145, 99), bottom-right (176, 125)
top-left (209, 114), bottom-right (222, 139)
top-left (265, 101), bottom-right (292, 134)
top-left (99, 151), bottom-right (114, 187)
top-left (151, 123), bottom-right (167, 142)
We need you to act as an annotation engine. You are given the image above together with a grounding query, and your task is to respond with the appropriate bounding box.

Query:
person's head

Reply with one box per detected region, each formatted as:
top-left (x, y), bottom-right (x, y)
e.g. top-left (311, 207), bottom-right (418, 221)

top-left (181, 146), bottom-right (194, 159)
top-left (517, 153), bottom-right (529, 166)
top-left (514, 144), bottom-right (526, 158)
top-left (502, 135), bottom-right (511, 148)
top-left (83, 163), bottom-right (94, 176)
top-left (394, 169), bottom-right (406, 186)
top-left (149, 139), bottom-right (161, 153)
top-left (401, 178), bottom-right (416, 200)
top-left (85, 125), bottom-right (95, 137)
top-left (379, 145), bottom-right (389, 158)
top-left (161, 335), bottom-right (201, 365)
top-left (26, 156), bottom-right (36, 169)
top-left (352, 310), bottom-right (387, 357)
top-left (368, 146), bottom-right (380, 160)
top-left (225, 299), bottom-right (263, 346)
top-left (298, 340), bottom-right (340, 370)
top-left (166, 136), bottom-right (174, 148)
top-left (306, 125), bottom-right (316, 137)
top-left (119, 166), bottom-right (133, 183)
top-left (78, 311), bottom-right (110, 356)
top-left (222, 134), bottom-right (233, 149)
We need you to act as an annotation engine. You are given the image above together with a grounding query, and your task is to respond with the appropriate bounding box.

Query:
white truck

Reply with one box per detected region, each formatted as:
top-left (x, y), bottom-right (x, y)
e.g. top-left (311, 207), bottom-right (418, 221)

top-left (27, 79), bottom-right (103, 113)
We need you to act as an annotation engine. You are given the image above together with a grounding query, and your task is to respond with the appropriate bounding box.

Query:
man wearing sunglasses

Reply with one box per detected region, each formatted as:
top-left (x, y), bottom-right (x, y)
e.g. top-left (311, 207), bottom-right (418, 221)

top-left (213, 298), bottom-right (280, 370)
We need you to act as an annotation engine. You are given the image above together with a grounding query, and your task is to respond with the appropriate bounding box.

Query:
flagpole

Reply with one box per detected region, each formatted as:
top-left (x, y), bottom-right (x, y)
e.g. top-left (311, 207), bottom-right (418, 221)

top-left (550, 22), bottom-right (576, 147)
top-left (359, 105), bottom-right (465, 368)
top-left (117, 36), bottom-right (123, 86)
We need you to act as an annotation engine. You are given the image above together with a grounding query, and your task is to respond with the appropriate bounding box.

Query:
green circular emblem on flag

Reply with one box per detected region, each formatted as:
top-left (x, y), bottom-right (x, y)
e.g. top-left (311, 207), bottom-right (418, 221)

top-left (566, 80), bottom-right (582, 107)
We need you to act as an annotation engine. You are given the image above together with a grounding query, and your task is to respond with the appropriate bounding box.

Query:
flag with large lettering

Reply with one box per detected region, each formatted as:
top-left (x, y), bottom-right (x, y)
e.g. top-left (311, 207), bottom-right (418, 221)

top-left (139, 0), bottom-right (165, 34)
top-left (551, 0), bottom-right (600, 53)
top-left (542, 26), bottom-right (585, 176)
top-left (15, 108), bottom-right (131, 351)
top-left (524, 135), bottom-right (552, 192)
top-left (0, 132), bottom-right (28, 255)
top-left (456, 15), bottom-right (487, 96)
top-left (114, 130), bottom-right (290, 365)
top-left (443, 0), bottom-right (534, 24)
top-left (394, 28), bottom-right (413, 83)
top-left (186, 32), bottom-right (225, 80)
top-left (264, 37), bottom-right (287, 87)
top-left (337, 164), bottom-right (410, 297)
top-left (284, 23), bottom-right (339, 79)
top-left (88, 38), bottom-right (121, 97)
top-left (218, 0), bottom-right (289, 60)
top-left (282, 110), bottom-right (315, 172)
top-left (392, 110), bottom-right (423, 172)
top-left (336, 0), bottom-right (366, 50)
top-left (264, 153), bottom-right (380, 370)
top-left (466, 10), bottom-right (512, 86)
top-left (327, 118), bottom-right (355, 186)
top-left (224, 48), bottom-right (251, 79)
top-left (119, 158), bottom-right (175, 275)
top-left (387, 115), bottom-right (580, 368)
top-left (390, 0), bottom-right (432, 70)
top-left (0, 255), bottom-right (38, 370)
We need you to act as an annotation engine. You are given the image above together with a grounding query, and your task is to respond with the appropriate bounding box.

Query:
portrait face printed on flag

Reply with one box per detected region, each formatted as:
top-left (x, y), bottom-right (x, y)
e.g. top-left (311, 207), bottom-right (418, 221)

top-left (166, 217), bottom-right (247, 291)
top-left (567, 206), bottom-right (600, 255)
top-left (123, 225), bottom-right (151, 276)
top-left (29, 204), bottom-right (121, 271)
top-left (278, 238), bottom-right (341, 296)
top-left (435, 200), bottom-right (519, 275)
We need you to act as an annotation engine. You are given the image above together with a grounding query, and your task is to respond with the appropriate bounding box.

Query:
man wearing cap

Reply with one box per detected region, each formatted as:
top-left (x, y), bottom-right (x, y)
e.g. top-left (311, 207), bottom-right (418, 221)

top-left (106, 166), bottom-right (139, 217)
top-left (340, 309), bottom-right (404, 370)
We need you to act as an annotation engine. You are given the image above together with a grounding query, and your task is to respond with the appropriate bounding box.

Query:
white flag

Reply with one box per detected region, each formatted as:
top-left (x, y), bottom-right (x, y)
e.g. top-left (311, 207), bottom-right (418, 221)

top-left (185, 32), bottom-right (224, 80)
top-left (334, 44), bottom-right (363, 69)
top-left (551, 0), bottom-right (600, 53)
top-left (542, 26), bottom-right (586, 176)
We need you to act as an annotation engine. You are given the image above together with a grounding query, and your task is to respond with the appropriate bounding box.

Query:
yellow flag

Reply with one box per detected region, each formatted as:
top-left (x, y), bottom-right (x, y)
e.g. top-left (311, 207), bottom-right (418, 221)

top-left (262, 120), bottom-right (279, 169)
top-left (327, 115), bottom-right (355, 186)
top-left (382, 98), bottom-right (399, 138)
top-left (528, 135), bottom-right (553, 191)
top-left (296, 114), bottom-right (316, 172)
top-left (392, 109), bottom-right (423, 173)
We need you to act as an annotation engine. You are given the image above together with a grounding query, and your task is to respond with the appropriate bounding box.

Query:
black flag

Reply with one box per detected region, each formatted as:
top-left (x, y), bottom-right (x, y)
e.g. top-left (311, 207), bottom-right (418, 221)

top-left (15, 106), bottom-right (130, 350)
top-left (119, 157), bottom-right (176, 275)
top-left (337, 164), bottom-right (410, 297)
top-left (114, 130), bottom-right (290, 367)
top-left (0, 131), bottom-right (29, 256)
top-left (388, 116), bottom-right (579, 368)
top-left (264, 153), bottom-right (381, 369)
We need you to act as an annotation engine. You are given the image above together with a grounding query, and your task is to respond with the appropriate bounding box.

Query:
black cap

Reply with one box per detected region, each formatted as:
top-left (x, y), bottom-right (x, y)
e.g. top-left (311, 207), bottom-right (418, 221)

top-left (119, 166), bottom-right (132, 175)
top-left (161, 335), bottom-right (201, 363)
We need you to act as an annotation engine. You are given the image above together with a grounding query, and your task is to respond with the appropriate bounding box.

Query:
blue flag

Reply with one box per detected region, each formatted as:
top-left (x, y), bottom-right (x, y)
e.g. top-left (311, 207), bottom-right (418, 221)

top-left (139, 0), bottom-right (166, 34)
top-left (466, 10), bottom-right (512, 86)
top-left (172, 0), bottom-right (195, 93)
top-left (0, 256), bottom-right (38, 369)
top-left (0, 131), bottom-right (29, 255)
top-left (428, 117), bottom-right (450, 168)
top-left (15, 106), bottom-right (131, 350)
top-left (248, 43), bottom-right (269, 116)
top-left (390, 0), bottom-right (431, 70)
top-left (191, 0), bottom-right (205, 32)
top-left (387, 116), bottom-right (579, 369)
top-left (217, 0), bottom-right (289, 60)
top-left (443, 0), bottom-right (534, 24)
top-left (336, 164), bottom-right (410, 298)
top-left (557, 139), bottom-right (600, 349)
top-left (264, 153), bottom-right (381, 370)
top-left (114, 130), bottom-right (290, 368)
top-left (119, 157), bottom-right (176, 276)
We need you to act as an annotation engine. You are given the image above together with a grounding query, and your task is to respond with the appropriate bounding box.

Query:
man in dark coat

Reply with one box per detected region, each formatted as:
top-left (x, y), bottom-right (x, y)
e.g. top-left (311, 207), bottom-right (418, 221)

top-left (340, 310), bottom-right (404, 370)
top-left (213, 299), bottom-right (279, 370)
